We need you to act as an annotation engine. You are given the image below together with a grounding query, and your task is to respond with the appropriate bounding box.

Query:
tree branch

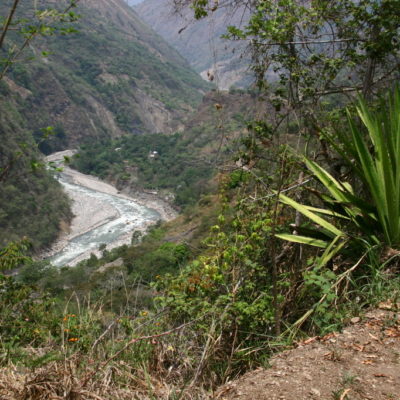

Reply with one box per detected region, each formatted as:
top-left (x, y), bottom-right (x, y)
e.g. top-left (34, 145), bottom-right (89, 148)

top-left (0, 0), bottom-right (20, 50)
top-left (248, 38), bottom-right (366, 46)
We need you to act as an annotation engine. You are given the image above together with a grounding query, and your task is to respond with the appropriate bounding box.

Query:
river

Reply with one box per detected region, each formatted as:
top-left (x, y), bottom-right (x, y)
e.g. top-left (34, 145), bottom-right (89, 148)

top-left (44, 151), bottom-right (175, 267)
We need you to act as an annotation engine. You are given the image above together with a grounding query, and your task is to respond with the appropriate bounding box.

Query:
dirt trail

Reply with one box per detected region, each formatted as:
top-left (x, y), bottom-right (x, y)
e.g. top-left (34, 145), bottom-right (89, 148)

top-left (216, 304), bottom-right (400, 400)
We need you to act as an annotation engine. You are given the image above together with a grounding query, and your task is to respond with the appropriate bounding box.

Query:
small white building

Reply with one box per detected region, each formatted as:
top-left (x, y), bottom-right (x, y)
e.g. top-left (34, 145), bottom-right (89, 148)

top-left (149, 150), bottom-right (159, 159)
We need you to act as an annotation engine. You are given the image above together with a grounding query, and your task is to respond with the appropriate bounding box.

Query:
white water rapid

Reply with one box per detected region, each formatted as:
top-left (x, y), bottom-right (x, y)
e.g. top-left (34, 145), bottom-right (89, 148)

top-left (44, 151), bottom-right (166, 267)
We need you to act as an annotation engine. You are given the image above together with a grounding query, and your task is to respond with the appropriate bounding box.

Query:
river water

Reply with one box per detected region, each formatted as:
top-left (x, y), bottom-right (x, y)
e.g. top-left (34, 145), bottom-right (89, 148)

top-left (45, 155), bottom-right (162, 267)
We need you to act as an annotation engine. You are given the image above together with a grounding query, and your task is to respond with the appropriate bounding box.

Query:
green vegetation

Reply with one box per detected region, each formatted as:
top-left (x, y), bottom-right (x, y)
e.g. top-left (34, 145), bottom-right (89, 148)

top-left (0, 93), bottom-right (72, 250)
top-left (1, 0), bottom-right (209, 154)
top-left (335, 91), bottom-right (400, 247)
top-left (277, 89), bottom-right (400, 250)
top-left (71, 133), bottom-right (214, 208)
top-left (1, 0), bottom-right (400, 398)
top-left (123, 231), bottom-right (190, 281)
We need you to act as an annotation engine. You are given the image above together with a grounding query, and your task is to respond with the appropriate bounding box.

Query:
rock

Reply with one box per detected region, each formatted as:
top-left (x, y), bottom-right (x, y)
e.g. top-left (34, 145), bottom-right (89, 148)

top-left (310, 388), bottom-right (321, 396)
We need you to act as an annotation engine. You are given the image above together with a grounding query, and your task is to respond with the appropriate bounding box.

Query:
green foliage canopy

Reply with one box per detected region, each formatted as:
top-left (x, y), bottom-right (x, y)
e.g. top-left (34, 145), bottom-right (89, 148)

top-left (180, 0), bottom-right (400, 102)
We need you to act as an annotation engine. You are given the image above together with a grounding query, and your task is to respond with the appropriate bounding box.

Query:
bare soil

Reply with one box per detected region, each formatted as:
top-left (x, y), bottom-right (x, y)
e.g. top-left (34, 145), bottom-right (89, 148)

top-left (215, 303), bottom-right (400, 400)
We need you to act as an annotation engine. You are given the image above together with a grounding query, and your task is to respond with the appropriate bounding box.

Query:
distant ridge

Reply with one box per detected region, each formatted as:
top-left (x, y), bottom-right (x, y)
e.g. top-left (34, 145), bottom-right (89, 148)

top-left (134, 0), bottom-right (253, 90)
top-left (3, 0), bottom-right (209, 149)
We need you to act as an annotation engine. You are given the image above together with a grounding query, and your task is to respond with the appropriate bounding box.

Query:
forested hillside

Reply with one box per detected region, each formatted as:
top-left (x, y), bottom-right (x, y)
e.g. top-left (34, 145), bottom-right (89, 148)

top-left (0, 0), bottom-right (209, 251)
top-left (0, 85), bottom-right (72, 250)
top-left (1, 0), bottom-right (400, 399)
top-left (2, 0), bottom-right (209, 151)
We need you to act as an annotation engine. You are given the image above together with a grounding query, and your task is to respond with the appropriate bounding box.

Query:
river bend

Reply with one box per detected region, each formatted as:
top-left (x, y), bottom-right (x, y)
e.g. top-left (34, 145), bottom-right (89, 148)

top-left (45, 151), bottom-right (163, 267)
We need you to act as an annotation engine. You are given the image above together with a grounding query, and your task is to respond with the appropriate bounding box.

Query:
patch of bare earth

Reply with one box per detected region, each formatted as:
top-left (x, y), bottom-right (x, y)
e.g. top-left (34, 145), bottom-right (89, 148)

top-left (216, 304), bottom-right (400, 400)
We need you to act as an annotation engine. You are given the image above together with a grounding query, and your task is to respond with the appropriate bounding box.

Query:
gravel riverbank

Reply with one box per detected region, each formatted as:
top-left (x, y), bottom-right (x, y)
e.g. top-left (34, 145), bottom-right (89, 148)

top-left (41, 151), bottom-right (177, 265)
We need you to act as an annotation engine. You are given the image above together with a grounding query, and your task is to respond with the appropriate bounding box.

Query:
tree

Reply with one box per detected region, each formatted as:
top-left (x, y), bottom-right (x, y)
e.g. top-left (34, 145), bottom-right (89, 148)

top-left (0, 0), bottom-right (79, 81)
top-left (175, 0), bottom-right (400, 133)
top-left (0, 1), bottom-right (79, 260)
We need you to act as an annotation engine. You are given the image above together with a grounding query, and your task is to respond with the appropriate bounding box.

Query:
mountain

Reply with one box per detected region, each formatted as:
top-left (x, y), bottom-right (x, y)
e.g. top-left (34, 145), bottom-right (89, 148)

top-left (3, 0), bottom-right (209, 151)
top-left (134, 0), bottom-right (252, 90)
top-left (0, 0), bottom-right (209, 251)
top-left (0, 84), bottom-right (72, 250)
top-left (70, 89), bottom-right (263, 210)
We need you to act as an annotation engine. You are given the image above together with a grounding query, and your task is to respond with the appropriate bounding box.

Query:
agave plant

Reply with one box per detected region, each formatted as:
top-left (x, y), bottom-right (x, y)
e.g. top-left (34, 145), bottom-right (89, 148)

top-left (277, 86), bottom-right (400, 250)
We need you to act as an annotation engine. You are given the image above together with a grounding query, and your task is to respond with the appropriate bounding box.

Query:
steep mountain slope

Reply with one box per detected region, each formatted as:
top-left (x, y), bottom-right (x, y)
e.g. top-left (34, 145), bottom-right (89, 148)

top-left (70, 90), bottom-right (263, 210)
top-left (0, 0), bottom-right (209, 251)
top-left (3, 0), bottom-right (209, 151)
top-left (134, 0), bottom-right (252, 90)
top-left (0, 84), bottom-right (72, 250)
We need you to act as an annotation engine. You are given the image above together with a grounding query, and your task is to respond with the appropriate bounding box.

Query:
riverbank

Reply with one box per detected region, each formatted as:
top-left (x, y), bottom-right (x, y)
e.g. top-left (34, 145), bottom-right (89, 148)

top-left (41, 151), bottom-right (177, 266)
top-left (62, 165), bottom-right (177, 222)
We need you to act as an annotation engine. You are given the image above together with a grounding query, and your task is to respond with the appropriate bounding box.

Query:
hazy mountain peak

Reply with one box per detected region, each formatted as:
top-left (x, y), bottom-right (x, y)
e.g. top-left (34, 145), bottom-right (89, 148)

top-left (134, 0), bottom-right (253, 89)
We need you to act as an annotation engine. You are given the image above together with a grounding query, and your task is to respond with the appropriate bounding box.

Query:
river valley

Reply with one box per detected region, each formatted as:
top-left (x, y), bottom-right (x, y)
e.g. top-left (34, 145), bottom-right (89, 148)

top-left (43, 151), bottom-right (176, 267)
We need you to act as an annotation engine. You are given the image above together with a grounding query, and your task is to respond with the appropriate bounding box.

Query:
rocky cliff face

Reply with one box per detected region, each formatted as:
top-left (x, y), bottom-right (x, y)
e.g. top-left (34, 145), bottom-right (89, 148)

top-left (134, 0), bottom-right (252, 90)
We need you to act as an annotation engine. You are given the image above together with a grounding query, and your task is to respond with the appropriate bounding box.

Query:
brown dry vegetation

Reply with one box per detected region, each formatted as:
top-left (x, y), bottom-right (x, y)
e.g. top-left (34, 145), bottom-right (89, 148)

top-left (0, 358), bottom-right (181, 399)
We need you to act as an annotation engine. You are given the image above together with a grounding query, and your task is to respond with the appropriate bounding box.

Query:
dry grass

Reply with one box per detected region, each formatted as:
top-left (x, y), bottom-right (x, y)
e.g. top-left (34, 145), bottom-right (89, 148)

top-left (0, 321), bottom-right (213, 400)
top-left (0, 360), bottom-right (156, 399)
top-left (0, 356), bottom-right (209, 399)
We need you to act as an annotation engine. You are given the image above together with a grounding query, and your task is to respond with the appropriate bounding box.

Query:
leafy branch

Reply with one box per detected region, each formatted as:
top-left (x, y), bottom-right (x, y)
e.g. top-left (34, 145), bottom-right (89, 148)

top-left (0, 0), bottom-right (80, 81)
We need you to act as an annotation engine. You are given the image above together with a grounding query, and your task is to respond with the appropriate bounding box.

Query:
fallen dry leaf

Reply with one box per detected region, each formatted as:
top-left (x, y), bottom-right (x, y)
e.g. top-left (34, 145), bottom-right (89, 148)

top-left (351, 344), bottom-right (364, 352)
top-left (302, 336), bottom-right (318, 345)
top-left (321, 332), bottom-right (338, 341)
top-left (378, 300), bottom-right (394, 310)
top-left (384, 328), bottom-right (400, 338)
top-left (368, 333), bottom-right (381, 342)
top-left (339, 388), bottom-right (351, 400)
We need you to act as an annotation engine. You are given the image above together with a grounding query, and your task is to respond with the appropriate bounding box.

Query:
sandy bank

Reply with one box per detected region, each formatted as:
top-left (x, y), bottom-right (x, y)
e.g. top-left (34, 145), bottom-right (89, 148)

top-left (41, 151), bottom-right (177, 264)
top-left (62, 166), bottom-right (177, 222)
